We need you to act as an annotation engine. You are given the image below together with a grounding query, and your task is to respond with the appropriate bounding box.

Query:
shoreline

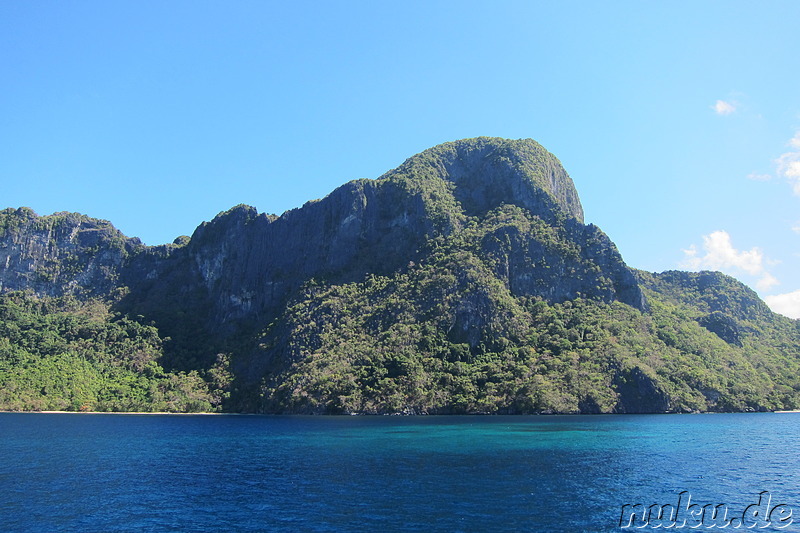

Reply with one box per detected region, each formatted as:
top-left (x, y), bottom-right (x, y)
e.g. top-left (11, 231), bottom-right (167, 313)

top-left (0, 410), bottom-right (239, 416)
top-left (3, 409), bottom-right (800, 416)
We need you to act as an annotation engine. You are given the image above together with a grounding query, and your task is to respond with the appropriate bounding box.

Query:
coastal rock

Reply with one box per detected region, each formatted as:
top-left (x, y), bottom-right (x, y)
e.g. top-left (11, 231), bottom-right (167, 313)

top-left (1, 137), bottom-right (797, 415)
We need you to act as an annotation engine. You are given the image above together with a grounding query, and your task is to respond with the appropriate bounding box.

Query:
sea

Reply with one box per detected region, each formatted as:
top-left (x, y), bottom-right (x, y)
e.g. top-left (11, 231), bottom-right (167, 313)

top-left (1, 412), bottom-right (798, 532)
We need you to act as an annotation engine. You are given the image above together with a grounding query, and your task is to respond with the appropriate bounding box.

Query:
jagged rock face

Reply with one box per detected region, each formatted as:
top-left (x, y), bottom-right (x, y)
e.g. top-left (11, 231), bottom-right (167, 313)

top-left (1, 136), bottom-right (642, 349)
top-left (147, 138), bottom-right (632, 329)
top-left (613, 367), bottom-right (672, 414)
top-left (478, 214), bottom-right (645, 310)
top-left (0, 207), bottom-right (142, 297)
top-left (140, 176), bottom-right (443, 328)
top-left (698, 311), bottom-right (743, 347)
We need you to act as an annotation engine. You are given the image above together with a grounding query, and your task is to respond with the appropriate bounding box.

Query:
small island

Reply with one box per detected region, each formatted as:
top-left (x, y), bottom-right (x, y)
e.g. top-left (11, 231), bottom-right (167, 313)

top-left (2, 138), bottom-right (799, 415)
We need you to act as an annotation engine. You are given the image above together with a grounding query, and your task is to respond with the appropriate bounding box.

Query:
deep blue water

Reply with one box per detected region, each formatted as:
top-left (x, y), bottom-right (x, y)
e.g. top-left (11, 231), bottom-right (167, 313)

top-left (1, 413), bottom-right (799, 532)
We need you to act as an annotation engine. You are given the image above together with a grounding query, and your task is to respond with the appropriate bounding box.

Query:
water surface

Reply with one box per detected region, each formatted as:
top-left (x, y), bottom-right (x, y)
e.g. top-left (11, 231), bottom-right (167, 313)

top-left (1, 413), bottom-right (798, 531)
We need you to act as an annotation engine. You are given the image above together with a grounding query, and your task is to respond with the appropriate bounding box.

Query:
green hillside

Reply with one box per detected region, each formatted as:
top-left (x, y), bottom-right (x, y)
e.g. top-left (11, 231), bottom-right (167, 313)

top-left (1, 138), bottom-right (798, 414)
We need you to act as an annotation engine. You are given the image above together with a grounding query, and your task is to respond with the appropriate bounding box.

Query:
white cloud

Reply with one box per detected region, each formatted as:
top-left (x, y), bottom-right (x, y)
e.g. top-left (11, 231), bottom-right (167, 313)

top-left (682, 231), bottom-right (763, 274)
top-left (792, 222), bottom-right (800, 234)
top-left (713, 100), bottom-right (737, 115)
top-left (681, 230), bottom-right (778, 291)
top-left (764, 290), bottom-right (800, 319)
top-left (775, 131), bottom-right (800, 195)
top-left (777, 154), bottom-right (800, 178)
top-left (756, 272), bottom-right (780, 291)
top-left (746, 172), bottom-right (772, 182)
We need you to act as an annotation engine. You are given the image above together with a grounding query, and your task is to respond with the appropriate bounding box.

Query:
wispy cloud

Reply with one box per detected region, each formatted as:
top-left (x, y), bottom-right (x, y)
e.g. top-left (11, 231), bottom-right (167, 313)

top-left (748, 131), bottom-right (800, 196)
top-left (756, 272), bottom-right (780, 291)
top-left (713, 100), bottom-right (737, 115)
top-left (681, 230), bottom-right (778, 291)
top-left (764, 290), bottom-right (800, 319)
top-left (776, 133), bottom-right (800, 195)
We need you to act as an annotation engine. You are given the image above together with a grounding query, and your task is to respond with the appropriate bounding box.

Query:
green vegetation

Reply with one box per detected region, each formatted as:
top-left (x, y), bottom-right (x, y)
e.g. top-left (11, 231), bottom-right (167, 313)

top-left (252, 266), bottom-right (800, 414)
top-left (2, 138), bottom-right (799, 414)
top-left (247, 206), bottom-right (800, 414)
top-left (0, 291), bottom-right (226, 412)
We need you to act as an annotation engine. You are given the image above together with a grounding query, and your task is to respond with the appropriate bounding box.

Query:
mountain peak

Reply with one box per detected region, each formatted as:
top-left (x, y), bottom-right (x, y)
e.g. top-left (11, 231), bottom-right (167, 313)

top-left (5, 138), bottom-right (798, 415)
top-left (385, 137), bottom-right (584, 223)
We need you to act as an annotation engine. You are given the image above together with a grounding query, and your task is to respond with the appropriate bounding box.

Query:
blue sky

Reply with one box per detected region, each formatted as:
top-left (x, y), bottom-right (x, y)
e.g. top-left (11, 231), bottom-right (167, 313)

top-left (3, 1), bottom-right (800, 317)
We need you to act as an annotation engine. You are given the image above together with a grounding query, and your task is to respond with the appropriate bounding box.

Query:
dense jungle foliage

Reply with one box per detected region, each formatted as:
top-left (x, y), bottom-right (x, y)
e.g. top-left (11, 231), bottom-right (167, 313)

top-left (0, 291), bottom-right (229, 412)
top-left (2, 138), bottom-right (799, 414)
top-left (251, 261), bottom-right (800, 415)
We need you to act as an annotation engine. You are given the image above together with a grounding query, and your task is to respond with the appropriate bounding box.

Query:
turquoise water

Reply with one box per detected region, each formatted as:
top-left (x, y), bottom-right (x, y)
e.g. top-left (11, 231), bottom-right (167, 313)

top-left (1, 413), bottom-right (798, 532)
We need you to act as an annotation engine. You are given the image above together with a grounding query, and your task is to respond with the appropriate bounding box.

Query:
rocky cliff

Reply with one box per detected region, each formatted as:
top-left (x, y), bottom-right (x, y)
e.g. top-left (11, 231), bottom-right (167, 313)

top-left (2, 137), bottom-right (799, 414)
top-left (0, 208), bottom-right (144, 297)
top-left (119, 138), bottom-right (643, 335)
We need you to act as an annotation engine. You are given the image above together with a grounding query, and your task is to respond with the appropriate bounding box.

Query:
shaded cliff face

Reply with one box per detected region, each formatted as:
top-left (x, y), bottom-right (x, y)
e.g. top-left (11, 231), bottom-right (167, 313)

top-left (0, 137), bottom-right (645, 371)
top-left (178, 176), bottom-right (442, 324)
top-left (122, 137), bottom-right (637, 338)
top-left (0, 207), bottom-right (144, 297)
